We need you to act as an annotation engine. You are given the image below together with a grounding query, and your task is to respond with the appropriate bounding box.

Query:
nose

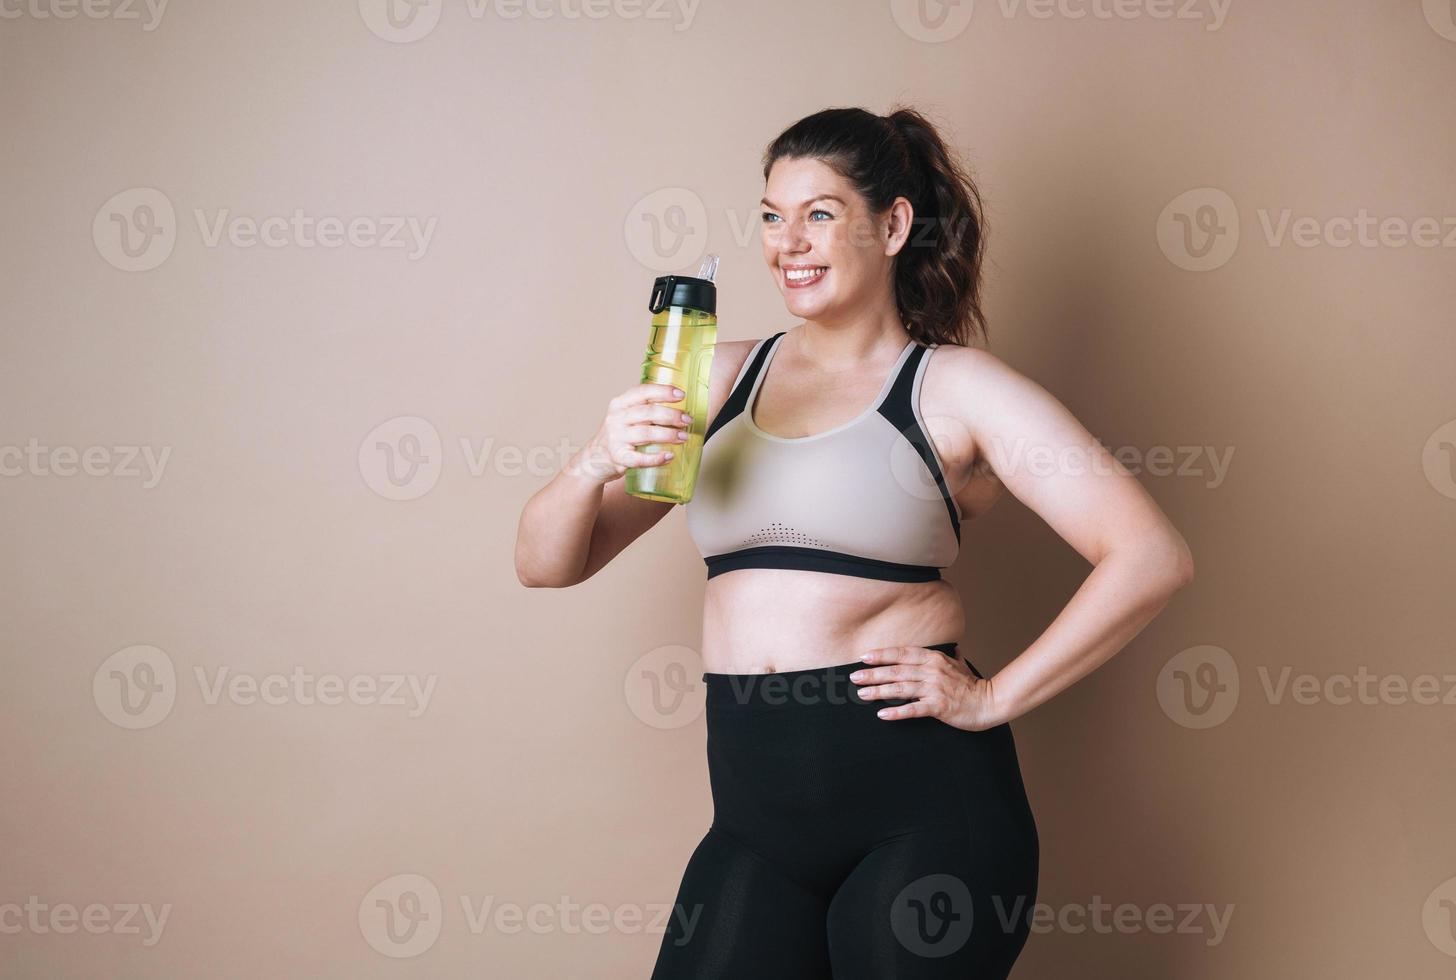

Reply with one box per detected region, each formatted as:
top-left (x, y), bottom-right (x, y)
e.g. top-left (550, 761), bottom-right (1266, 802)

top-left (775, 216), bottom-right (811, 257)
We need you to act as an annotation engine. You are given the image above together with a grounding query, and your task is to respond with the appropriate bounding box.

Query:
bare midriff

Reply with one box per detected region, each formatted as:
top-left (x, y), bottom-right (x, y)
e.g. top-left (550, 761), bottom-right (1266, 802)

top-left (700, 568), bottom-right (964, 674)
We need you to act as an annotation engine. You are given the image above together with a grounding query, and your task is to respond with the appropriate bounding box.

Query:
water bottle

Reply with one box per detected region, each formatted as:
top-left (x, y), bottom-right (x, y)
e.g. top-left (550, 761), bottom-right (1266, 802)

top-left (625, 254), bottom-right (719, 504)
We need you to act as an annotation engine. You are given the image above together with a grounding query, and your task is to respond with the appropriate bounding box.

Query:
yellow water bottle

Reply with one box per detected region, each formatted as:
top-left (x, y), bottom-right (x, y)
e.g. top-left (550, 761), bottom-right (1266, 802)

top-left (626, 254), bottom-right (719, 504)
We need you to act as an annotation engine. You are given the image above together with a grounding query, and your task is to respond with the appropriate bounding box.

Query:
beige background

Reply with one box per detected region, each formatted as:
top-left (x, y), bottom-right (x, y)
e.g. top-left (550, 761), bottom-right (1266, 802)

top-left (2, 0), bottom-right (1454, 976)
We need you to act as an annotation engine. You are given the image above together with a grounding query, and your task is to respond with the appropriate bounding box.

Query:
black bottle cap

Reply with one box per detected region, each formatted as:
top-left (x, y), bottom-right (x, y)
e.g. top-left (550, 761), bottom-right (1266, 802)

top-left (648, 275), bottom-right (716, 316)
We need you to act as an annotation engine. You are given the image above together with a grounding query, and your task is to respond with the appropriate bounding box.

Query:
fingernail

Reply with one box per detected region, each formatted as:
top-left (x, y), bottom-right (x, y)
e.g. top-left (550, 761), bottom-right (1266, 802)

top-left (681, 413), bottom-right (693, 423)
top-left (673, 388), bottom-right (684, 398)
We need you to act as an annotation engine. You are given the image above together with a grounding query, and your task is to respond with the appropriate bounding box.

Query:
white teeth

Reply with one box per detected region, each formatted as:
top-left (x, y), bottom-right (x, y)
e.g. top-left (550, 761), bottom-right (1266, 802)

top-left (785, 267), bottom-right (826, 281)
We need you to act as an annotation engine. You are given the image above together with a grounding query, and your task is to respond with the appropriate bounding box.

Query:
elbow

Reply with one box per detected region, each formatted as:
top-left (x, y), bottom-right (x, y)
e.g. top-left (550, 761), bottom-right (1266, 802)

top-left (1162, 534), bottom-right (1195, 593)
top-left (516, 565), bottom-right (566, 589)
top-left (1114, 531), bottom-right (1193, 596)
top-left (515, 559), bottom-right (579, 589)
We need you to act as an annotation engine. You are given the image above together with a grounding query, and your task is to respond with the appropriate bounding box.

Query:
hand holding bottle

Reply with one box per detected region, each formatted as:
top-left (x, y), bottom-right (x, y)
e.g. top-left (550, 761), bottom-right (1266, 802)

top-left (569, 382), bottom-right (693, 486)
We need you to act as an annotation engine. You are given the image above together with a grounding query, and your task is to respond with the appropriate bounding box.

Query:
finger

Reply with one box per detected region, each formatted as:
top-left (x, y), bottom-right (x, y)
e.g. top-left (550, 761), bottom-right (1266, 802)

top-left (857, 680), bottom-right (926, 702)
top-left (849, 665), bottom-right (918, 685)
top-left (614, 447), bottom-right (674, 468)
top-left (623, 424), bottom-right (690, 446)
top-left (634, 383), bottom-right (687, 405)
top-left (631, 405), bottom-right (694, 428)
top-left (877, 700), bottom-right (937, 721)
top-left (860, 645), bottom-right (933, 666)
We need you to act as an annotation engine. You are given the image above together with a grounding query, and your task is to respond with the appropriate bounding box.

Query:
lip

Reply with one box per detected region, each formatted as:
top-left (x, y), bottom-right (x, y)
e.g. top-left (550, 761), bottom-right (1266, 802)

top-left (781, 264), bottom-right (828, 289)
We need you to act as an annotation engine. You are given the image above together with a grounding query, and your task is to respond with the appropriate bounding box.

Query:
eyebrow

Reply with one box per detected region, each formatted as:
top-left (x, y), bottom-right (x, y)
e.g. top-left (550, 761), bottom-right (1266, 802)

top-left (759, 195), bottom-right (847, 210)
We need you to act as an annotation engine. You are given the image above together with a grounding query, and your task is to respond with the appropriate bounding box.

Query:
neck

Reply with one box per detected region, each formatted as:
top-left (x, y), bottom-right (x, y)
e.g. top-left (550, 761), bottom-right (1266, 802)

top-left (794, 297), bottom-right (910, 370)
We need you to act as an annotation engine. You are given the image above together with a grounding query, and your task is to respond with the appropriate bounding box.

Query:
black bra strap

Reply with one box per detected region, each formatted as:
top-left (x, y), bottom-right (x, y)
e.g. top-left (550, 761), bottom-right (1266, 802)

top-left (877, 344), bottom-right (962, 543)
top-left (703, 331), bottom-right (785, 445)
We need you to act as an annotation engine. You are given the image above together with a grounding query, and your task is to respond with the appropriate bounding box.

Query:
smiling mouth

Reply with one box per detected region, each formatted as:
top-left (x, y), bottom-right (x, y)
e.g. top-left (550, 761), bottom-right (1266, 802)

top-left (783, 266), bottom-right (827, 288)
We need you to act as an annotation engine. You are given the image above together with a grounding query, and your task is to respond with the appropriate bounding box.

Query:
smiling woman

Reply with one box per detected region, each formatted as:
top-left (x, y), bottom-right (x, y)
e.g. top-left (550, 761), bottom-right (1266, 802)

top-left (514, 104), bottom-right (1193, 978)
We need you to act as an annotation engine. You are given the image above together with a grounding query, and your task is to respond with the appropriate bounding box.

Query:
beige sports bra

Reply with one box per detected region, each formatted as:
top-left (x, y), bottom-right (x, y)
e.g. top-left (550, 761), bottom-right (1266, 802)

top-left (684, 331), bottom-right (963, 582)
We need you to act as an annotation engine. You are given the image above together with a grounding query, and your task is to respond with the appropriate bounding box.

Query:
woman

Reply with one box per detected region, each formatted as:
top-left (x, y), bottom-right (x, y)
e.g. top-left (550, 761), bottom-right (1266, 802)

top-left (515, 106), bottom-right (1193, 978)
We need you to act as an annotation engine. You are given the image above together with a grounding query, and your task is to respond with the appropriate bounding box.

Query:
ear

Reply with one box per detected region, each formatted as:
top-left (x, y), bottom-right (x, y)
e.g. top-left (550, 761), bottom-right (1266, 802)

top-left (884, 197), bottom-right (914, 257)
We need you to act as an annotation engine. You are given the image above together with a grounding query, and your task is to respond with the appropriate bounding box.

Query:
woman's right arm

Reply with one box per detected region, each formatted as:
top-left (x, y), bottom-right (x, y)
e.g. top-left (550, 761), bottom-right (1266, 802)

top-left (513, 340), bottom-right (752, 588)
top-left (514, 381), bottom-right (687, 588)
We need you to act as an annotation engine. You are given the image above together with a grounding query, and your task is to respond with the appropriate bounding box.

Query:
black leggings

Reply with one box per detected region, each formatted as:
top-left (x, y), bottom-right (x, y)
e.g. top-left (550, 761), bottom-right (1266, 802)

top-left (650, 643), bottom-right (1039, 979)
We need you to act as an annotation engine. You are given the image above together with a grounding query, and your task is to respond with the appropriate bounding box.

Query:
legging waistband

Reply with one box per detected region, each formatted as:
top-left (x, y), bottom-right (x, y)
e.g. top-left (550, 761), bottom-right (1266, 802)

top-left (702, 641), bottom-right (968, 712)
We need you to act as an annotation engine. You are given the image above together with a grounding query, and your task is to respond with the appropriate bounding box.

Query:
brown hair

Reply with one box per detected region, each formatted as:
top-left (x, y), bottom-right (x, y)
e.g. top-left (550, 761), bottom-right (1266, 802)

top-left (762, 105), bottom-right (988, 346)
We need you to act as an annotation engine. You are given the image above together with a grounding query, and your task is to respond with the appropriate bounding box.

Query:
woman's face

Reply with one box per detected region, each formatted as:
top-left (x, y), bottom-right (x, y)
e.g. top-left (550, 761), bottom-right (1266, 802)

top-left (760, 156), bottom-right (908, 324)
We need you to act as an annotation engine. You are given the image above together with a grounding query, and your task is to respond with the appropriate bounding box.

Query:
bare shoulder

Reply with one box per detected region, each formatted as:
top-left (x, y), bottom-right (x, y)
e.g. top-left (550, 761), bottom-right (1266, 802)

top-left (924, 342), bottom-right (1024, 390)
top-left (922, 342), bottom-right (1058, 424)
top-left (702, 337), bottom-right (766, 429)
top-left (713, 337), bottom-right (761, 383)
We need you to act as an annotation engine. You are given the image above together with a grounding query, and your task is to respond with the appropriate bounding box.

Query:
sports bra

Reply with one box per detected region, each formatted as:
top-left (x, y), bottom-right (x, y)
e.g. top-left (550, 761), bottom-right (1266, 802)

top-left (684, 330), bottom-right (963, 582)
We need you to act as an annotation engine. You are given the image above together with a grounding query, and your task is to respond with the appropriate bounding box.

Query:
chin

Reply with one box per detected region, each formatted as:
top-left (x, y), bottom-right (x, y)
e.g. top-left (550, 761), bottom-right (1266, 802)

top-left (782, 290), bottom-right (837, 320)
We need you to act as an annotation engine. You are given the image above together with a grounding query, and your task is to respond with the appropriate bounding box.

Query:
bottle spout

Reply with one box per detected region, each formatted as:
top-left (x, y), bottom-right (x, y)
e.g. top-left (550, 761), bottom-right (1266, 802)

top-left (697, 253), bottom-right (719, 283)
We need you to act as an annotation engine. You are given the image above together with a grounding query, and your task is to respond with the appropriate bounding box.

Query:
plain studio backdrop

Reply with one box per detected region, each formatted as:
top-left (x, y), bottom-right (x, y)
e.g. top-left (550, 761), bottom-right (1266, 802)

top-left (2, 0), bottom-right (1454, 977)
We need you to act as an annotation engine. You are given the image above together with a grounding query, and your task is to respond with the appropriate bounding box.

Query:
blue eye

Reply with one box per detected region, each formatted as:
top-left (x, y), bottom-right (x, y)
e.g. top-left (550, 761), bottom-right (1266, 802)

top-left (762, 212), bottom-right (781, 224)
top-left (810, 209), bottom-right (833, 221)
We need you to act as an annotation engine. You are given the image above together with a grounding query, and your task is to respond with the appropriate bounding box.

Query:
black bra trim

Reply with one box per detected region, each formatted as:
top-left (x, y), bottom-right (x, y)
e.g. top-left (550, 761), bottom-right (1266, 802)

top-left (878, 345), bottom-right (962, 543)
top-left (705, 546), bottom-right (942, 583)
top-left (703, 331), bottom-right (786, 446)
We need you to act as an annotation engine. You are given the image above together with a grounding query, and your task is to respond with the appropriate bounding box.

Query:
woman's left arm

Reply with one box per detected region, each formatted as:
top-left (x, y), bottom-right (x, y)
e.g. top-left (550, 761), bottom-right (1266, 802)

top-left (858, 346), bottom-right (1195, 729)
